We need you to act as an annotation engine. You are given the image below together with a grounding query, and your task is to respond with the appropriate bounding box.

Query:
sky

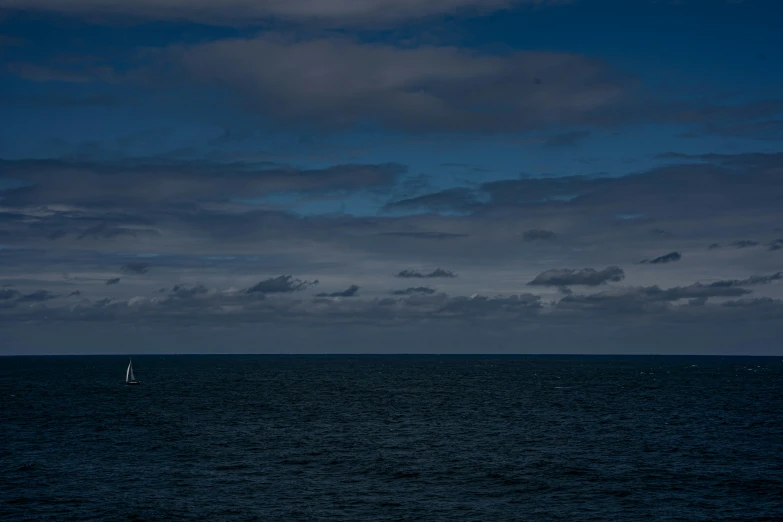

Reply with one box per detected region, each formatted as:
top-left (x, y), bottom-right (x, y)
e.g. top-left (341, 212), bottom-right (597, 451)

top-left (1, 0), bottom-right (783, 354)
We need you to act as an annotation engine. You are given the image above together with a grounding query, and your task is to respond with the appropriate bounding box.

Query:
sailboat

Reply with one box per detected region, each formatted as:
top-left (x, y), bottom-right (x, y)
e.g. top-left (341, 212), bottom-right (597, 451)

top-left (125, 359), bottom-right (140, 385)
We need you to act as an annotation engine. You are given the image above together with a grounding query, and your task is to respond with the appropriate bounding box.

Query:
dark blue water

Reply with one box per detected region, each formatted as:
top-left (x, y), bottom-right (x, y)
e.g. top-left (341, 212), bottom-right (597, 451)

top-left (2, 356), bottom-right (782, 521)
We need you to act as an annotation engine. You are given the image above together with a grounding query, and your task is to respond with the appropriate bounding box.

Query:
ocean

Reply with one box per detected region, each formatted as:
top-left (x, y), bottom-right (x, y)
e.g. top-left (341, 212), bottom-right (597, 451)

top-left (2, 355), bottom-right (782, 520)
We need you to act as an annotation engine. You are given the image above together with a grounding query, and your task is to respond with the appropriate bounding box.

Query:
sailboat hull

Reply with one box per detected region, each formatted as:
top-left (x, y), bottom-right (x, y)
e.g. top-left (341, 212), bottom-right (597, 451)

top-left (125, 381), bottom-right (141, 385)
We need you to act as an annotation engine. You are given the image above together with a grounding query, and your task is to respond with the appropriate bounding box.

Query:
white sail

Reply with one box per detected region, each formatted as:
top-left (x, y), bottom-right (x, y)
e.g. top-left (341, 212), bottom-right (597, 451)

top-left (126, 360), bottom-right (133, 383)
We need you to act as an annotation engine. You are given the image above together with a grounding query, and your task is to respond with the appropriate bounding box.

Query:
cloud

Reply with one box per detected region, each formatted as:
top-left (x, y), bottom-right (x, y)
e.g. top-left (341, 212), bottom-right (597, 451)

top-left (768, 239), bottom-right (783, 251)
top-left (246, 275), bottom-right (318, 294)
top-left (391, 286), bottom-right (436, 296)
top-left (0, 0), bottom-right (572, 26)
top-left (168, 37), bottom-right (628, 132)
top-left (1, 289), bottom-right (58, 309)
top-left (397, 153), bottom-right (783, 220)
top-left (18, 290), bottom-right (60, 302)
top-left (106, 278), bottom-right (121, 285)
top-left (121, 262), bottom-right (151, 275)
top-left (721, 297), bottom-right (783, 312)
top-left (78, 223), bottom-right (160, 241)
top-left (689, 119), bottom-right (783, 142)
top-left (556, 284), bottom-right (752, 314)
top-left (2, 276), bottom-right (778, 333)
top-left (6, 62), bottom-right (116, 84)
top-left (522, 229), bottom-right (557, 241)
top-left (378, 232), bottom-right (469, 240)
top-left (709, 272), bottom-right (783, 288)
top-left (0, 288), bottom-right (21, 302)
top-left (2, 151), bottom-right (782, 288)
top-left (732, 240), bottom-right (759, 249)
top-left (528, 266), bottom-right (625, 286)
top-left (396, 268), bottom-right (457, 279)
top-left (0, 284), bottom-right (545, 326)
top-left (640, 251), bottom-right (681, 264)
top-left (541, 130), bottom-right (590, 148)
top-left (170, 284), bottom-right (209, 299)
top-left (316, 284), bottom-right (360, 298)
top-left (383, 188), bottom-right (482, 214)
top-left (0, 159), bottom-right (406, 208)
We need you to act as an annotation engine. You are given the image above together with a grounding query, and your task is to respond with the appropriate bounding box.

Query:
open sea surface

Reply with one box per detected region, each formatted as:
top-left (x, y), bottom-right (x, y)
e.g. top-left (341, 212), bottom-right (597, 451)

top-left (2, 355), bottom-right (782, 521)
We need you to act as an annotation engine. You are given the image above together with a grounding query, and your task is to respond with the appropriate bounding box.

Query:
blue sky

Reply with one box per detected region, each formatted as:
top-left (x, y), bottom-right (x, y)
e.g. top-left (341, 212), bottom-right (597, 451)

top-left (1, 0), bottom-right (782, 353)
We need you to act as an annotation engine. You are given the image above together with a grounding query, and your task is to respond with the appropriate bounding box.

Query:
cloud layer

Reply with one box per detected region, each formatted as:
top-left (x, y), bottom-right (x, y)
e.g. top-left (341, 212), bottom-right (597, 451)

top-left (169, 37), bottom-right (627, 132)
top-left (0, 0), bottom-right (566, 25)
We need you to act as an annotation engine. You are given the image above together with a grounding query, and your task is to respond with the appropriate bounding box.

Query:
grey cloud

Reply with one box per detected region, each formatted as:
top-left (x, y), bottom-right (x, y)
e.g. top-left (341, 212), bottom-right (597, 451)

top-left (0, 288), bottom-right (21, 300)
top-left (379, 232), bottom-right (469, 240)
top-left (717, 298), bottom-right (783, 321)
top-left (1, 289), bottom-right (57, 309)
top-left (170, 37), bottom-right (628, 132)
top-left (171, 284), bottom-right (209, 299)
top-left (556, 284), bottom-right (752, 314)
top-left (690, 119), bottom-right (783, 142)
top-left (522, 229), bottom-right (557, 242)
top-left (3, 279), bottom-right (778, 330)
top-left (542, 130), bottom-right (590, 148)
top-left (68, 290), bottom-right (82, 297)
top-left (247, 275), bottom-right (318, 294)
top-left (3, 151), bottom-right (783, 269)
top-left (391, 286), bottom-right (436, 296)
top-left (316, 285), bottom-right (360, 298)
top-left (722, 297), bottom-right (783, 310)
top-left (365, 154), bottom-right (783, 267)
top-left (383, 188), bottom-right (482, 214)
top-left (0, 0), bottom-right (565, 26)
top-left (18, 290), bottom-right (60, 302)
top-left (660, 284), bottom-right (751, 300)
top-left (433, 293), bottom-right (542, 319)
top-left (0, 159), bottom-right (405, 208)
top-left (640, 251), bottom-right (681, 264)
top-left (106, 278), bottom-right (121, 285)
top-left (6, 62), bottom-right (116, 84)
top-left (0, 287), bottom-right (544, 326)
top-left (396, 268), bottom-right (457, 279)
top-left (121, 262), bottom-right (151, 275)
top-left (664, 152), bottom-right (783, 169)
top-left (732, 240), bottom-right (759, 249)
top-left (650, 100), bottom-right (783, 141)
top-left (78, 222), bottom-right (160, 241)
top-left (766, 239), bottom-right (783, 251)
top-left (709, 272), bottom-right (783, 288)
top-left (528, 266), bottom-right (625, 286)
